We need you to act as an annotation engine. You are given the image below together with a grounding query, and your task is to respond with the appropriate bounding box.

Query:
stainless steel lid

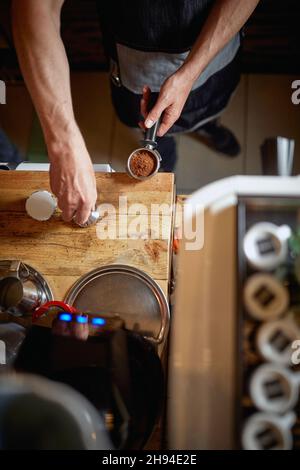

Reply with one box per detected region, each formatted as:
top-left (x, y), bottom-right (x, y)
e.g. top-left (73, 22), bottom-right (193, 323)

top-left (65, 265), bottom-right (170, 347)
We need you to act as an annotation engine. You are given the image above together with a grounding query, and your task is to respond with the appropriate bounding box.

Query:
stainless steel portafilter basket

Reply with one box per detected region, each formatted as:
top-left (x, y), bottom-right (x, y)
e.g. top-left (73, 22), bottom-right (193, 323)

top-left (127, 119), bottom-right (162, 181)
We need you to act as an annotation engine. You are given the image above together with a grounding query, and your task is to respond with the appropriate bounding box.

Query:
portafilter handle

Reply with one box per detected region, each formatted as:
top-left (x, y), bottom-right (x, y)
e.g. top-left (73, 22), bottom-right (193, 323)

top-left (142, 92), bottom-right (161, 150)
top-left (143, 118), bottom-right (161, 150)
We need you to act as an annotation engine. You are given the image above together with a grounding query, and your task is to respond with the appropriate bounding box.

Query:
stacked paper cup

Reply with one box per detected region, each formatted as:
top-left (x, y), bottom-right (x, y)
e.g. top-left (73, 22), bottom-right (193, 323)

top-left (242, 222), bottom-right (300, 450)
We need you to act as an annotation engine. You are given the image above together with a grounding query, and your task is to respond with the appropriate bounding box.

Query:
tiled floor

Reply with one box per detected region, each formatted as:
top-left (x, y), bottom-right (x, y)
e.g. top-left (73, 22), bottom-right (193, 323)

top-left (71, 73), bottom-right (115, 163)
top-left (175, 76), bottom-right (247, 193)
top-left (1, 72), bottom-right (300, 194)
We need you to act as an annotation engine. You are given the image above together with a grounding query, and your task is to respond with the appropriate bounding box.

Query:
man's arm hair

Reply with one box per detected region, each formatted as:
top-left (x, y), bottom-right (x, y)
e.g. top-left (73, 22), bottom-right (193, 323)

top-left (12, 0), bottom-right (98, 226)
top-left (11, 0), bottom-right (78, 156)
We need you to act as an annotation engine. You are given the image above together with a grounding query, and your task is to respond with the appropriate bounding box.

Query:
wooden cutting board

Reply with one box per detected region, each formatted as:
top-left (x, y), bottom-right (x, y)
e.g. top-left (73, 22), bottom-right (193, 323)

top-left (0, 171), bottom-right (175, 302)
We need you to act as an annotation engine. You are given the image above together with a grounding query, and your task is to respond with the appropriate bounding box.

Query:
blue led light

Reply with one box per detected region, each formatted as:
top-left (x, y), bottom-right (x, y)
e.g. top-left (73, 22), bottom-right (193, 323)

top-left (91, 317), bottom-right (106, 326)
top-left (76, 315), bottom-right (88, 324)
top-left (59, 313), bottom-right (72, 322)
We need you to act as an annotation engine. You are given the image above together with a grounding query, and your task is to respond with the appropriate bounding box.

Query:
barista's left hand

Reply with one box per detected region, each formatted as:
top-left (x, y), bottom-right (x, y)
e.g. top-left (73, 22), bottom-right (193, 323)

top-left (141, 70), bottom-right (194, 137)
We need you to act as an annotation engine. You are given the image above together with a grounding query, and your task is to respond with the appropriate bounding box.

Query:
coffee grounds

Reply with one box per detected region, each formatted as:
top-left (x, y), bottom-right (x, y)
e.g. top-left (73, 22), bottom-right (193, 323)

top-left (130, 151), bottom-right (157, 178)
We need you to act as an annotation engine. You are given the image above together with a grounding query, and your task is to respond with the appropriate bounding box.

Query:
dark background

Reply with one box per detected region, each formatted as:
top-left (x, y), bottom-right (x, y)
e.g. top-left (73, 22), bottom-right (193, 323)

top-left (0, 0), bottom-right (300, 82)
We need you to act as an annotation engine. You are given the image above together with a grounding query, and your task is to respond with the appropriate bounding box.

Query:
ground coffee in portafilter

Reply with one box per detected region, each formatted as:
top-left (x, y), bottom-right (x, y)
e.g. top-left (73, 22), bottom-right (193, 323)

top-left (130, 150), bottom-right (157, 178)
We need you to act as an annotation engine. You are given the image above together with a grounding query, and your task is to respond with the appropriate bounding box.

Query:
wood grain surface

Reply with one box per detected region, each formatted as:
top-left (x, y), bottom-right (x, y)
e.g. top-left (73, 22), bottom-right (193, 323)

top-left (0, 171), bottom-right (175, 300)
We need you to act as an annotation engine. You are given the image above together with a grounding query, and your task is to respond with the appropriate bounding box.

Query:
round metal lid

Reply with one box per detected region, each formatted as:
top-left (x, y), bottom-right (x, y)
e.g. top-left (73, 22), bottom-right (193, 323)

top-left (65, 265), bottom-right (169, 345)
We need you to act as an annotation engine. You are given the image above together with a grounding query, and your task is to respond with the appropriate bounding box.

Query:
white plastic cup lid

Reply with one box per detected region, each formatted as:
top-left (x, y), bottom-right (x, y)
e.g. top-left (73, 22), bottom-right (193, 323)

top-left (25, 191), bottom-right (57, 221)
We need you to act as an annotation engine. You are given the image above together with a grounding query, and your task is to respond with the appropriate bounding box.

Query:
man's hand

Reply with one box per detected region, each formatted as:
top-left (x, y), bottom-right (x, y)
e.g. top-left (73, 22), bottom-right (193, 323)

top-left (142, 70), bottom-right (194, 137)
top-left (142, 0), bottom-right (260, 137)
top-left (49, 129), bottom-right (97, 225)
top-left (12, 0), bottom-right (97, 226)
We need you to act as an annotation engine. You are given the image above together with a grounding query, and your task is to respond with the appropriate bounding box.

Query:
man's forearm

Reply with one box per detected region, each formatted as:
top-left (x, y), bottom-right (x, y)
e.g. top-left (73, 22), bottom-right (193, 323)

top-left (181, 0), bottom-right (260, 83)
top-left (12, 1), bottom-right (98, 225)
top-left (12, 0), bottom-right (78, 159)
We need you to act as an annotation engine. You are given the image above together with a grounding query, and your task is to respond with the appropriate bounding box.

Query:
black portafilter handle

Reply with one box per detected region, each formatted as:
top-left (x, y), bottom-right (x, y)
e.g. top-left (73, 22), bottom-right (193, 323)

top-left (142, 93), bottom-right (161, 150)
top-left (143, 119), bottom-right (161, 149)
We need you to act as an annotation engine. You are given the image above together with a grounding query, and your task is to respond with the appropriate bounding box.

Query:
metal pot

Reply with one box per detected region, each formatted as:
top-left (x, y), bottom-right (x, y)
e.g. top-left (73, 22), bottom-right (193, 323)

top-left (0, 260), bottom-right (53, 316)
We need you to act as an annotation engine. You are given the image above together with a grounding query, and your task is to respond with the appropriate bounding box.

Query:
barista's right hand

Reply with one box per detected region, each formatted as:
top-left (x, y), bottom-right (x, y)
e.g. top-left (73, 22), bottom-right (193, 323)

top-left (48, 128), bottom-right (97, 226)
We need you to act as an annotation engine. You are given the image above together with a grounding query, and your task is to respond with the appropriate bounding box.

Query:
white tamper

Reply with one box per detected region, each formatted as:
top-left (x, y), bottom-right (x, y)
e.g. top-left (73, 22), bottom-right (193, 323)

top-left (25, 191), bottom-right (57, 221)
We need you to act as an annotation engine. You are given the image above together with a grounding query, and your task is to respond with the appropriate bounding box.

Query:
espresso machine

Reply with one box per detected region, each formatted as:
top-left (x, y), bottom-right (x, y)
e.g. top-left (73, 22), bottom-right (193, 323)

top-left (168, 138), bottom-right (300, 450)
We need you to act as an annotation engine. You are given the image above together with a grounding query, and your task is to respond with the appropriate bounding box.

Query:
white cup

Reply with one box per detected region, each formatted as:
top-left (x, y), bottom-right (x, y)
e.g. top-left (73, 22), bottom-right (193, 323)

top-left (243, 222), bottom-right (291, 271)
top-left (244, 273), bottom-right (289, 321)
top-left (250, 363), bottom-right (300, 414)
top-left (257, 315), bottom-right (300, 365)
top-left (242, 411), bottom-right (296, 450)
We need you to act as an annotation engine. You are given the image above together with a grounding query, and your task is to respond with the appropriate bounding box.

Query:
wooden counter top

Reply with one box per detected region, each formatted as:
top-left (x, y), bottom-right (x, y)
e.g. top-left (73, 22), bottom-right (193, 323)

top-left (0, 171), bottom-right (175, 301)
